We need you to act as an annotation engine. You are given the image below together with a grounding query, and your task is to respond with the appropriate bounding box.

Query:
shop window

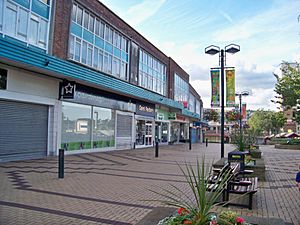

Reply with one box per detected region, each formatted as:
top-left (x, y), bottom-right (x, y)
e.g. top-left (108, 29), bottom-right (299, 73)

top-left (0, 69), bottom-right (7, 90)
top-left (61, 102), bottom-right (116, 151)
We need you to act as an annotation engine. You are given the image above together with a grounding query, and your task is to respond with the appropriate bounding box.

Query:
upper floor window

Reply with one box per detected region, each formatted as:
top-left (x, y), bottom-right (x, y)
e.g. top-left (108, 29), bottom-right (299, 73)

top-left (0, 68), bottom-right (7, 90)
top-left (174, 73), bottom-right (189, 104)
top-left (189, 93), bottom-right (195, 113)
top-left (69, 3), bottom-right (129, 81)
top-left (138, 49), bottom-right (166, 96)
top-left (196, 100), bottom-right (200, 116)
top-left (0, 0), bottom-right (52, 50)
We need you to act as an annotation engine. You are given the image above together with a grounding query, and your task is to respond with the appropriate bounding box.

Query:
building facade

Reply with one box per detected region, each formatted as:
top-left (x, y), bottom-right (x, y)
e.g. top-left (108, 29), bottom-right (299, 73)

top-left (0, 0), bottom-right (202, 162)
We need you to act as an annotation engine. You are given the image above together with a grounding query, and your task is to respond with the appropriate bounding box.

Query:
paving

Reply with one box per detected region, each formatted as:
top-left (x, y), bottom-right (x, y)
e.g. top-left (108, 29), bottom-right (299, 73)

top-left (0, 143), bottom-right (299, 225)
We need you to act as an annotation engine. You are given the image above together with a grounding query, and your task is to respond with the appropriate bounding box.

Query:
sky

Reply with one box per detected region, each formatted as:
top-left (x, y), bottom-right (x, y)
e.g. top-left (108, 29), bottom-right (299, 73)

top-left (100, 0), bottom-right (300, 110)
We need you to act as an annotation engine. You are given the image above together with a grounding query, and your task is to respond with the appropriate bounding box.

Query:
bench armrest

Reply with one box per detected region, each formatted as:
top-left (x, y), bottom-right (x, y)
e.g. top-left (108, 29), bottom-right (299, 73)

top-left (229, 180), bottom-right (252, 186)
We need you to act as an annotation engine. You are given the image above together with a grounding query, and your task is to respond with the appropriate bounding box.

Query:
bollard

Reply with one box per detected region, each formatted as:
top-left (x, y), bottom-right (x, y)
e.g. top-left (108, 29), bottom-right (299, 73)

top-left (58, 149), bottom-right (64, 179)
top-left (189, 127), bottom-right (192, 150)
top-left (206, 138), bottom-right (208, 147)
top-left (155, 141), bottom-right (159, 157)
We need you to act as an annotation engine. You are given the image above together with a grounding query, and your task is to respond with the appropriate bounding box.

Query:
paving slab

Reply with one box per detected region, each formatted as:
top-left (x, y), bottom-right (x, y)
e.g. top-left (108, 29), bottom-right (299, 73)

top-left (0, 143), bottom-right (299, 225)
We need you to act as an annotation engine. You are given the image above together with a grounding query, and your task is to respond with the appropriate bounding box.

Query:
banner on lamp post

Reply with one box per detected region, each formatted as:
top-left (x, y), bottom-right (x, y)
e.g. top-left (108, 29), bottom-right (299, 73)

top-left (210, 69), bottom-right (220, 107)
top-left (226, 69), bottom-right (235, 107)
top-left (242, 103), bottom-right (247, 121)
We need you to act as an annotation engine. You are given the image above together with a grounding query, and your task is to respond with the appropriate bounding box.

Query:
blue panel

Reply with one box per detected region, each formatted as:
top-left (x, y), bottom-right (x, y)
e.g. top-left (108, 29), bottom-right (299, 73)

top-left (32, 0), bottom-right (49, 19)
top-left (105, 43), bottom-right (113, 54)
top-left (95, 37), bottom-right (104, 49)
top-left (121, 51), bottom-right (128, 62)
top-left (13, 0), bottom-right (30, 9)
top-left (142, 64), bottom-right (147, 72)
top-left (70, 22), bottom-right (82, 37)
top-left (12, 0), bottom-right (30, 9)
top-left (83, 29), bottom-right (94, 44)
top-left (113, 47), bottom-right (121, 58)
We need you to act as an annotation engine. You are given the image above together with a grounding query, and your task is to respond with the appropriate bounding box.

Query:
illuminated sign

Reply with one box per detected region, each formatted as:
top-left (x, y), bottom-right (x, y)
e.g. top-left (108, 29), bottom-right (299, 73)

top-left (136, 102), bottom-right (155, 117)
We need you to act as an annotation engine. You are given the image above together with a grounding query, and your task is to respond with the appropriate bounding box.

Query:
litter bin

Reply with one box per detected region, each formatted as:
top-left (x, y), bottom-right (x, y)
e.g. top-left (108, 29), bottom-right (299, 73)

top-left (228, 150), bottom-right (248, 171)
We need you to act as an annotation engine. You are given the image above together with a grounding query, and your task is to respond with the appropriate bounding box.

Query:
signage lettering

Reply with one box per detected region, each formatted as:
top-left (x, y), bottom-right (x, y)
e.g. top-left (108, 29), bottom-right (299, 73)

top-left (138, 105), bottom-right (154, 113)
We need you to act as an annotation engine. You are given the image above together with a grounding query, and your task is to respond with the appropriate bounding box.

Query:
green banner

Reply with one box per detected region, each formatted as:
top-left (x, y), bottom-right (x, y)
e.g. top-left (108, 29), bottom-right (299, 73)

top-left (211, 70), bottom-right (220, 107)
top-left (226, 69), bottom-right (235, 107)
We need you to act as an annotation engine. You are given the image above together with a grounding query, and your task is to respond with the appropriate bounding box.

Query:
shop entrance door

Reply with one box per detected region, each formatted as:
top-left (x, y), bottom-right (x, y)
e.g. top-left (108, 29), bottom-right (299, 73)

top-left (145, 122), bottom-right (152, 146)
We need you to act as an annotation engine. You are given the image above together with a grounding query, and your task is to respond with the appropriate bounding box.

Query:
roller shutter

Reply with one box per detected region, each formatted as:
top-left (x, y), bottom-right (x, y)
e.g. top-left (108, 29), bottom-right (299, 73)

top-left (0, 100), bottom-right (48, 162)
top-left (116, 113), bottom-right (133, 149)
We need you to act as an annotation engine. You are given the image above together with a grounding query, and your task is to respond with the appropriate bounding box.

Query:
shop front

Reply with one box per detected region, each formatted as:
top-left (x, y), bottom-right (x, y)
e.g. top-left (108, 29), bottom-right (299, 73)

top-left (192, 121), bottom-right (202, 143)
top-left (169, 113), bottom-right (190, 144)
top-left (155, 108), bottom-right (170, 144)
top-left (60, 84), bottom-right (136, 153)
top-left (135, 101), bottom-right (155, 148)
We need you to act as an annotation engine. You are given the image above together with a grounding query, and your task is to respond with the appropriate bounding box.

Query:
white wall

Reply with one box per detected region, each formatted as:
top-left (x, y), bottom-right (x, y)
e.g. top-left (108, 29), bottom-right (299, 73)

top-left (5, 65), bottom-right (59, 98)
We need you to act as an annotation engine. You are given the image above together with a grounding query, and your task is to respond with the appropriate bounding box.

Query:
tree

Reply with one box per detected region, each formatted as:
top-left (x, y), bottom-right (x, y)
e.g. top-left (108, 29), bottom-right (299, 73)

top-left (203, 109), bottom-right (219, 122)
top-left (248, 110), bottom-right (282, 136)
top-left (225, 110), bottom-right (242, 122)
top-left (271, 111), bottom-right (286, 134)
top-left (273, 62), bottom-right (300, 123)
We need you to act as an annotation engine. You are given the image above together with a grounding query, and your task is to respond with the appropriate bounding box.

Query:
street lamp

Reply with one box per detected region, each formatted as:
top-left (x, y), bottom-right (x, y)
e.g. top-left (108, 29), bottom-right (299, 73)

top-left (235, 91), bottom-right (249, 135)
top-left (205, 44), bottom-right (240, 158)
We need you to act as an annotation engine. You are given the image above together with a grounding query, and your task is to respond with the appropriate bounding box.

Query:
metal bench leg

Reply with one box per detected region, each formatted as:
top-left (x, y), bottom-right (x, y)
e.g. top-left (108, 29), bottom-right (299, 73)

top-left (249, 193), bottom-right (253, 210)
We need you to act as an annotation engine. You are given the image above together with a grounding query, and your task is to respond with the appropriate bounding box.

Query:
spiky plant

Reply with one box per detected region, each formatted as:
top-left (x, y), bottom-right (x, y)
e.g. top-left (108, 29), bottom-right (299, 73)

top-left (149, 158), bottom-right (234, 225)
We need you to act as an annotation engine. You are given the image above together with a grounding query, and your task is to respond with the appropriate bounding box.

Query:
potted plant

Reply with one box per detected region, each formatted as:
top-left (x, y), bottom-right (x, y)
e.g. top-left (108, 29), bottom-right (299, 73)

top-left (150, 158), bottom-right (249, 225)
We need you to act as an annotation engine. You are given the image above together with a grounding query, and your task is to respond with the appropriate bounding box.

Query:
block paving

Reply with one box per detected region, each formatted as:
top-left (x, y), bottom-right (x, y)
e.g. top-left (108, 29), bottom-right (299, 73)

top-left (0, 143), bottom-right (299, 225)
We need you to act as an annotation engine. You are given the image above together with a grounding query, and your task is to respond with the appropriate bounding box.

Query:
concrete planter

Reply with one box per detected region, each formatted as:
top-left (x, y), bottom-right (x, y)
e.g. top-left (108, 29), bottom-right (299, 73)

top-left (249, 149), bottom-right (262, 158)
top-left (275, 144), bottom-right (300, 150)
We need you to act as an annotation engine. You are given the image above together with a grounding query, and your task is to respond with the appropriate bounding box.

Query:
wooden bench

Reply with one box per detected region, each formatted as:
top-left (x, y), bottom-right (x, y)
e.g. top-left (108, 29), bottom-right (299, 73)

top-left (225, 176), bottom-right (258, 209)
top-left (206, 163), bottom-right (240, 202)
top-left (209, 162), bottom-right (258, 209)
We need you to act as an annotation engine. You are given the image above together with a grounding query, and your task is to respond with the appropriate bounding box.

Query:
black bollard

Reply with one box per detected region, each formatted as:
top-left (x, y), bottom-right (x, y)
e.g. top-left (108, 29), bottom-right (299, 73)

top-left (206, 138), bottom-right (208, 147)
top-left (155, 141), bottom-right (159, 157)
top-left (189, 127), bottom-right (192, 150)
top-left (58, 149), bottom-right (64, 179)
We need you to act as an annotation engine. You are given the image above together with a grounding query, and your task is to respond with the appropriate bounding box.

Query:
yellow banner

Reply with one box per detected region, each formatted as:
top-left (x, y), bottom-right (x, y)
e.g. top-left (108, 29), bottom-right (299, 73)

top-left (226, 69), bottom-right (235, 107)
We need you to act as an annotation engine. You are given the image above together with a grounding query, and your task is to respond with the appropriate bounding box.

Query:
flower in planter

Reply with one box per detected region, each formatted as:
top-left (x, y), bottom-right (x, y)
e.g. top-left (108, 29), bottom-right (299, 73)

top-left (236, 216), bottom-right (246, 224)
top-left (178, 207), bottom-right (189, 216)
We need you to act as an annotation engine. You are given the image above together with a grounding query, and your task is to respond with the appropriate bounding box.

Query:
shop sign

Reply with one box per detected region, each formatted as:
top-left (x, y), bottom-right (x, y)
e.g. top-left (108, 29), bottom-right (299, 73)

top-left (176, 114), bottom-right (186, 122)
top-left (60, 80), bottom-right (76, 99)
top-left (157, 113), bottom-right (164, 120)
top-left (168, 112), bottom-right (176, 120)
top-left (136, 102), bottom-right (155, 117)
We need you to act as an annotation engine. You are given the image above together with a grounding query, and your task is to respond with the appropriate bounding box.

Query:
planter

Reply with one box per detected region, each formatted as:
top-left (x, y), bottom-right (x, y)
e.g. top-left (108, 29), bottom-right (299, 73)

top-left (249, 149), bottom-right (262, 158)
top-left (275, 144), bottom-right (300, 150)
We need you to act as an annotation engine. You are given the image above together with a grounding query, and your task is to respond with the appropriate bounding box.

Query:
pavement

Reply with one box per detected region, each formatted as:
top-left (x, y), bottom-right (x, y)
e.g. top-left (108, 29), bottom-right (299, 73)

top-left (0, 143), bottom-right (299, 225)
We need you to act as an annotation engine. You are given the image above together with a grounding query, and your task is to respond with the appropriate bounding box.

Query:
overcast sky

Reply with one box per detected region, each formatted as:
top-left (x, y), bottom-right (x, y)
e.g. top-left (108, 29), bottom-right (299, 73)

top-left (100, 0), bottom-right (300, 110)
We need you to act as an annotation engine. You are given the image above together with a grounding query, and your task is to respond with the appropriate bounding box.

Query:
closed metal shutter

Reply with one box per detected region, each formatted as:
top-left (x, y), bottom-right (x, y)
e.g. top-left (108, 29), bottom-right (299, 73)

top-left (0, 100), bottom-right (48, 162)
top-left (116, 113), bottom-right (133, 149)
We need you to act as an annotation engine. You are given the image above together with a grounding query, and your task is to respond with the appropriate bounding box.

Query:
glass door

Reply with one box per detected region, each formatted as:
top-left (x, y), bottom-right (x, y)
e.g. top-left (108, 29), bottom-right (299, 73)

top-left (145, 121), bottom-right (152, 146)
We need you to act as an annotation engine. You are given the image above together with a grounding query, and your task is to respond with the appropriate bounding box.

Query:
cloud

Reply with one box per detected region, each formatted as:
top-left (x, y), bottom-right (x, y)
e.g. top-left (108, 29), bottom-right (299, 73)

top-left (213, 1), bottom-right (299, 43)
top-left (219, 10), bottom-right (233, 23)
top-left (123, 0), bottom-right (166, 26)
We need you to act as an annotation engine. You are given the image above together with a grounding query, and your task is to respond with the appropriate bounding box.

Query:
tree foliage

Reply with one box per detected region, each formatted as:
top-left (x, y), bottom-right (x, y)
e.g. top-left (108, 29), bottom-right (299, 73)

top-left (248, 110), bottom-right (285, 136)
top-left (204, 109), bottom-right (219, 122)
top-left (274, 62), bottom-right (300, 123)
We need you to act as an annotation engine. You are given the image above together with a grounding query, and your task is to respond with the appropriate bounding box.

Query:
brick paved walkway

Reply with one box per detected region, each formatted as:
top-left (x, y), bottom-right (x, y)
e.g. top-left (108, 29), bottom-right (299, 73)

top-left (0, 143), bottom-right (299, 225)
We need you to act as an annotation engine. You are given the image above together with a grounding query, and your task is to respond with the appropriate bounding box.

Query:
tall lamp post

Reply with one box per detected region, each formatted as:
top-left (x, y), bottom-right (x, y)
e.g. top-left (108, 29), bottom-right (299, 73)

top-left (235, 91), bottom-right (249, 135)
top-left (205, 44), bottom-right (240, 158)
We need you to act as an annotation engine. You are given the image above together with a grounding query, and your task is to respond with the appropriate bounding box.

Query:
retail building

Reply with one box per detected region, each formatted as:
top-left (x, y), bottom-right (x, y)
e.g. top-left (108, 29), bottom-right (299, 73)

top-left (0, 0), bottom-right (203, 162)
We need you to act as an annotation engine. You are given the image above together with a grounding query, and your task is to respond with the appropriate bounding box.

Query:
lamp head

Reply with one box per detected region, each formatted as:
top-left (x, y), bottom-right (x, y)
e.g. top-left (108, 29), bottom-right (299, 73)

top-left (225, 44), bottom-right (240, 54)
top-left (205, 45), bottom-right (220, 55)
top-left (241, 91), bottom-right (249, 96)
